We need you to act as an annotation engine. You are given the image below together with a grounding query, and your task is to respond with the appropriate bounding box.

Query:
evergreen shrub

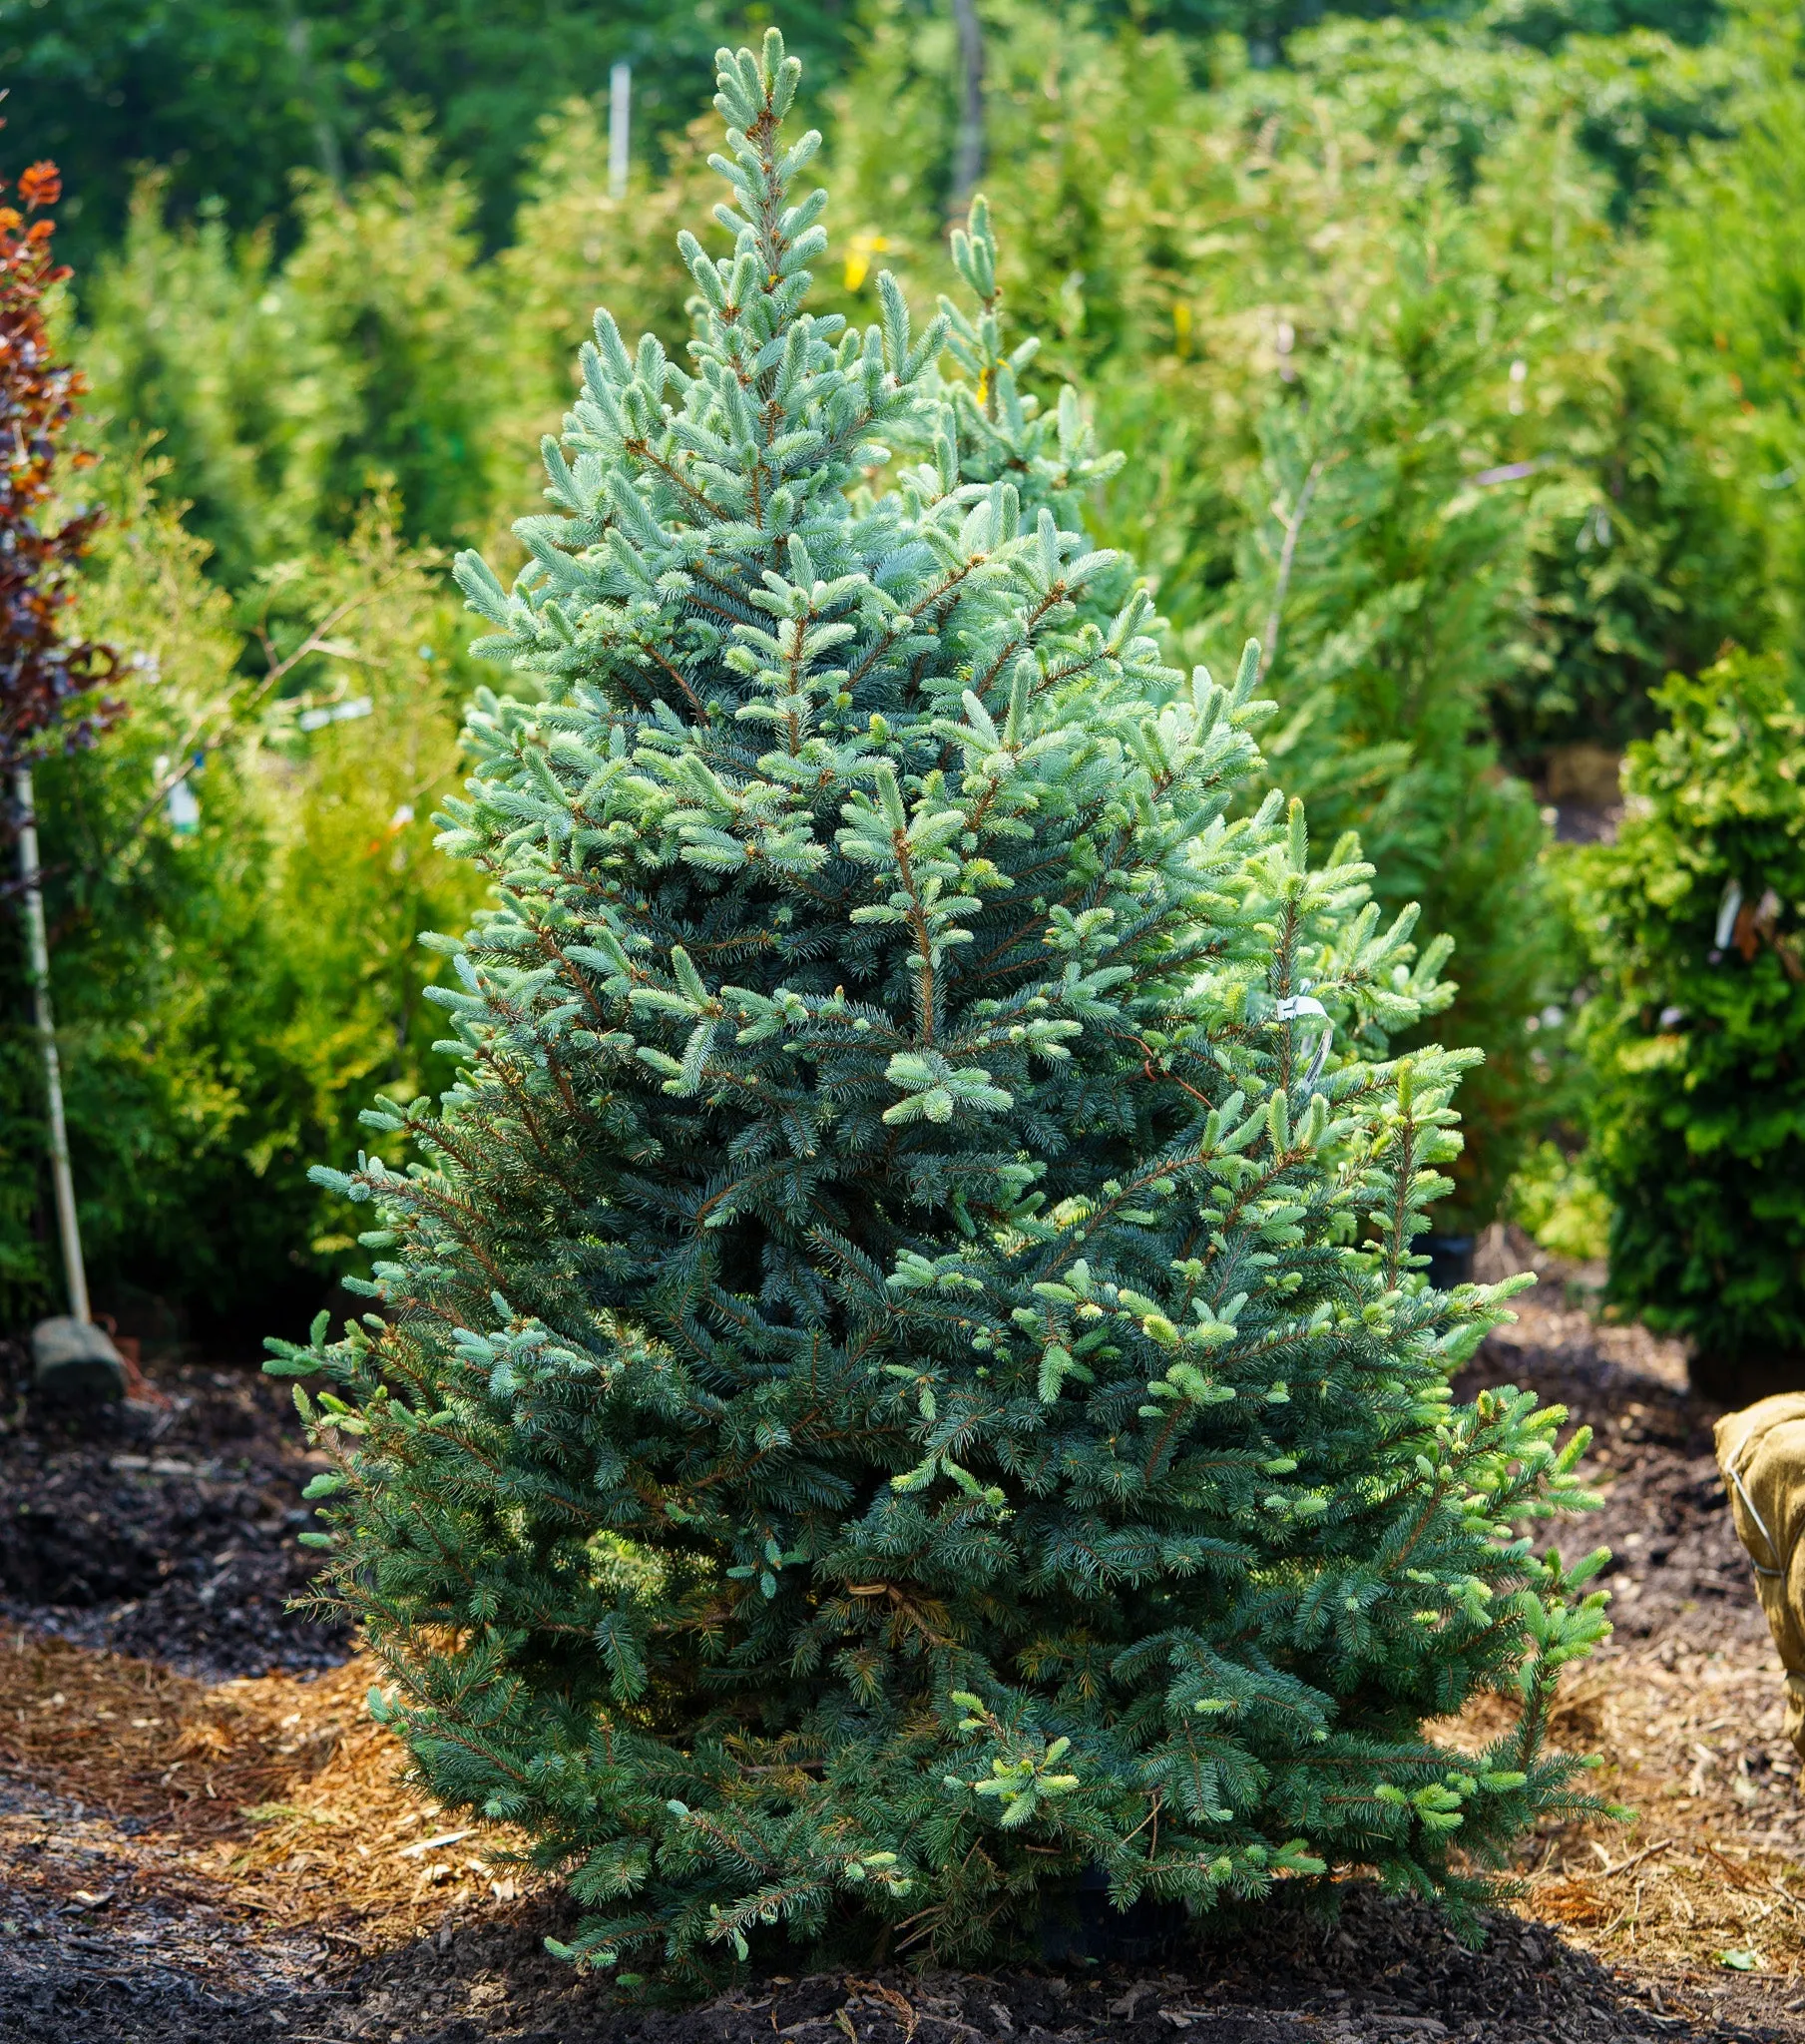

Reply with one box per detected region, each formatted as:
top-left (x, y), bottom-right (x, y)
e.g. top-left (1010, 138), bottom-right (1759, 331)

top-left (1, 465), bottom-right (480, 1333)
top-left (270, 35), bottom-right (1613, 1985)
top-left (1579, 650), bottom-right (1805, 1383)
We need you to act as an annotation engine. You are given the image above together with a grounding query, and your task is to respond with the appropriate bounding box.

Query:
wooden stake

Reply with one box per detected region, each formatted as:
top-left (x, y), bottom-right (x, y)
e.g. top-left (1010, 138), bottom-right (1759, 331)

top-left (14, 763), bottom-right (89, 1322)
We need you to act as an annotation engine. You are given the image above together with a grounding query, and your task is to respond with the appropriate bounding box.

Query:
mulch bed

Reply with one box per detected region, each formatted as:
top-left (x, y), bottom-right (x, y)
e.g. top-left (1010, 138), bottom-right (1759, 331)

top-left (0, 1336), bottom-right (350, 1677)
top-left (2, 1852), bottom-right (1778, 2044)
top-left (0, 1258), bottom-right (1801, 2041)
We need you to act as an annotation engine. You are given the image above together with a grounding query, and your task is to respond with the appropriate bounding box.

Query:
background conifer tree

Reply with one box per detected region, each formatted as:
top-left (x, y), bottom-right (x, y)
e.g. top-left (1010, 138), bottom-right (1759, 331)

top-left (1206, 349), bottom-right (1558, 1231)
top-left (271, 33), bottom-right (1612, 1985)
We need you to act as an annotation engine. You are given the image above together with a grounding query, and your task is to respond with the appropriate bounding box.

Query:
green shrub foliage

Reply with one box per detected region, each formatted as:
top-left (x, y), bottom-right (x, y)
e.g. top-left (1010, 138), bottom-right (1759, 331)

top-left (270, 34), bottom-right (1611, 1984)
top-left (0, 460), bottom-right (481, 1336)
top-left (1205, 350), bottom-right (1561, 1229)
top-left (1579, 651), bottom-right (1805, 1369)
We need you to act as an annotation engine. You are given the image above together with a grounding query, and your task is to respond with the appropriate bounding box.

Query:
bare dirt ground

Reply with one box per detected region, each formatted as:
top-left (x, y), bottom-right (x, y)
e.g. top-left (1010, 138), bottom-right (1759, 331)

top-left (0, 1265), bottom-right (1800, 2043)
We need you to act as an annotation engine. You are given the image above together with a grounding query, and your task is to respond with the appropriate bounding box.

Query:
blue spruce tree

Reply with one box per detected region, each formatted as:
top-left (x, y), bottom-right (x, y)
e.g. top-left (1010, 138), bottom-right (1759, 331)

top-left (270, 32), bottom-right (1613, 1986)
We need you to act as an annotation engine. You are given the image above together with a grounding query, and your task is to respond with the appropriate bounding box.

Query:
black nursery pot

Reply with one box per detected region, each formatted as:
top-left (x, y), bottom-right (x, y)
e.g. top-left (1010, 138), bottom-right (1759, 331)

top-left (1425, 1236), bottom-right (1475, 1290)
top-left (1038, 1865), bottom-right (1190, 1966)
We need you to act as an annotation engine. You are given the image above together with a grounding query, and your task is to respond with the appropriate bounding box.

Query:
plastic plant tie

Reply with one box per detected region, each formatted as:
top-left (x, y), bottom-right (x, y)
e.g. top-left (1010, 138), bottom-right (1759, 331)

top-left (1726, 1428), bottom-right (1787, 1580)
top-left (1275, 992), bottom-right (1332, 1090)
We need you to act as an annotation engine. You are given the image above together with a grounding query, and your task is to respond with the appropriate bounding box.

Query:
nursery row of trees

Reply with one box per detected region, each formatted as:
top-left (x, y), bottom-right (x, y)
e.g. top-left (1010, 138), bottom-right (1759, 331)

top-left (5, 0), bottom-right (1805, 1366)
top-left (4, 8), bottom-right (1800, 1985)
top-left (4, 0), bottom-right (1727, 275)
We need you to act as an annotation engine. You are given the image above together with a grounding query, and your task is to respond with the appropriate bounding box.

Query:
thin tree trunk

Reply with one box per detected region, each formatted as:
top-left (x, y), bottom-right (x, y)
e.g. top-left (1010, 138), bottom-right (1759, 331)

top-left (282, 5), bottom-right (345, 189)
top-left (14, 766), bottom-right (89, 1322)
top-left (1259, 456), bottom-right (1328, 685)
top-left (951, 0), bottom-right (987, 212)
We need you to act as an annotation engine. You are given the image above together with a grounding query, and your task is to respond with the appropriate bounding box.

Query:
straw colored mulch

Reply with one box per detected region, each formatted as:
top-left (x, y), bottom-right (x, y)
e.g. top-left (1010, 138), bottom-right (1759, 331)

top-left (0, 1627), bottom-right (532, 1962)
top-left (1433, 1634), bottom-right (1805, 2001)
top-left (2, 1618), bottom-right (1801, 2009)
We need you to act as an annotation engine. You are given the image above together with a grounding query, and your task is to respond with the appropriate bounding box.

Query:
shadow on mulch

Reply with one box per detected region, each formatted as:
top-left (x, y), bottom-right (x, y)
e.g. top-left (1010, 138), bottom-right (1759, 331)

top-left (0, 1337), bottom-right (350, 1678)
top-left (1, 1881), bottom-right (1781, 2044)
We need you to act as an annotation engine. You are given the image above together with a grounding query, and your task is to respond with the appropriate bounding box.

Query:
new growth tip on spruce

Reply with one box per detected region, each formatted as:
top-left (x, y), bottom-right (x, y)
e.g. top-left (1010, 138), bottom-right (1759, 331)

top-left (267, 31), bottom-right (1613, 1988)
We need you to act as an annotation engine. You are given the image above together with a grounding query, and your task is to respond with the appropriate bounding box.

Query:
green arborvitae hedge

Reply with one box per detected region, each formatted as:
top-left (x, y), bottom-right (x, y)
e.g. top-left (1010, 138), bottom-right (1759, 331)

top-left (270, 33), bottom-right (1611, 1988)
top-left (1579, 650), bottom-right (1805, 1377)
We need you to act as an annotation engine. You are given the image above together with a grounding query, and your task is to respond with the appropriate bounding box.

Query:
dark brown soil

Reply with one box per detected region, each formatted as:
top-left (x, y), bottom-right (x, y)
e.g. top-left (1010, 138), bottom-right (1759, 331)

top-left (0, 1336), bottom-right (350, 1677)
top-left (0, 1864), bottom-right (1784, 2044)
top-left (1453, 1299), bottom-right (1761, 1650)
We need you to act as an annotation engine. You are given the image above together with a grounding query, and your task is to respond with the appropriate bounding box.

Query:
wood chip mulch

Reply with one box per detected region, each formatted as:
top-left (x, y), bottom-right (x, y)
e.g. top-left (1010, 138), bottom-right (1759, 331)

top-left (1, 1269), bottom-right (1802, 2040)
